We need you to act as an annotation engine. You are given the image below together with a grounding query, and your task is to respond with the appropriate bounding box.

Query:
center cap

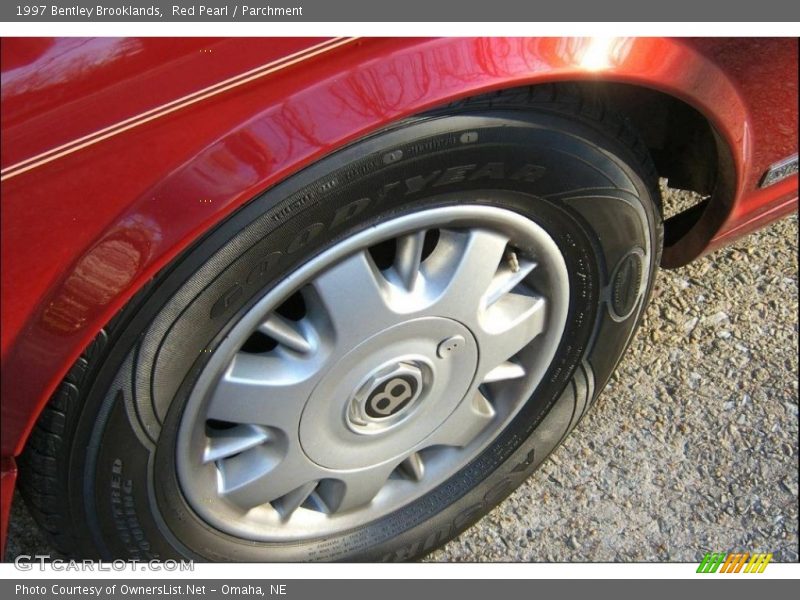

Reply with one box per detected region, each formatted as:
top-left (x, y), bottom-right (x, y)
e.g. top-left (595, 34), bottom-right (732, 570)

top-left (365, 372), bottom-right (417, 418)
top-left (299, 317), bottom-right (478, 470)
top-left (348, 360), bottom-right (428, 432)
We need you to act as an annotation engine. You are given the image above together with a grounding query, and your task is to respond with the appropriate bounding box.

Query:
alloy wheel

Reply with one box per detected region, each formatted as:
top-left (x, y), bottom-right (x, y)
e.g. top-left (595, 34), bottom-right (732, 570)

top-left (176, 205), bottom-right (570, 540)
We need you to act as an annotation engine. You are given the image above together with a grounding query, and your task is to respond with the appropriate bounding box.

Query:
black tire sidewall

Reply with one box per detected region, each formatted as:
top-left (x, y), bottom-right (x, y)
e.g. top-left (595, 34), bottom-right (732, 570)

top-left (68, 109), bottom-right (660, 561)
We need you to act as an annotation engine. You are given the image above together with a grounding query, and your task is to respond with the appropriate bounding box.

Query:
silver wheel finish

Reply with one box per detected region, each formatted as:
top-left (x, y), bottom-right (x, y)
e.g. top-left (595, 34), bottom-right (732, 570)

top-left (176, 205), bottom-right (570, 541)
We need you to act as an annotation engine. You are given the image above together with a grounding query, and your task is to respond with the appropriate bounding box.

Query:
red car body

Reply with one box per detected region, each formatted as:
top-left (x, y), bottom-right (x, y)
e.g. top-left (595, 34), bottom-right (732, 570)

top-left (0, 37), bottom-right (797, 552)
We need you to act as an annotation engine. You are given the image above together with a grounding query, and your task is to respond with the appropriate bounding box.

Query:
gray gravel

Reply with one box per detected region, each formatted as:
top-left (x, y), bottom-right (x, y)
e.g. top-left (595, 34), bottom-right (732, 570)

top-left (5, 194), bottom-right (798, 563)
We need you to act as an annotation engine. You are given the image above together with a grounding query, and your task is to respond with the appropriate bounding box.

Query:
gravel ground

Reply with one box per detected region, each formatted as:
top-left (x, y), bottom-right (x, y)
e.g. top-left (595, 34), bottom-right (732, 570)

top-left (5, 195), bottom-right (798, 563)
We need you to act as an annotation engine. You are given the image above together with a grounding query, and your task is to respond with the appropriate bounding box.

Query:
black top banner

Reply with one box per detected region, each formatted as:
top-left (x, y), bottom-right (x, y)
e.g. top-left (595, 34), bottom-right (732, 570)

top-left (2, 0), bottom-right (800, 22)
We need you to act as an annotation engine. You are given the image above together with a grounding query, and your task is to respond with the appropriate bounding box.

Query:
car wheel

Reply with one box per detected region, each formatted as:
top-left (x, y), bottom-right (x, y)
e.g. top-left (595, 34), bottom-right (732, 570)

top-left (18, 85), bottom-right (662, 561)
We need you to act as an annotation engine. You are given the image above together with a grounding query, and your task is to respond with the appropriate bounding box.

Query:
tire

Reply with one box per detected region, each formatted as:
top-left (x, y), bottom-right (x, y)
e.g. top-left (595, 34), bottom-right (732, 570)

top-left (18, 85), bottom-right (662, 562)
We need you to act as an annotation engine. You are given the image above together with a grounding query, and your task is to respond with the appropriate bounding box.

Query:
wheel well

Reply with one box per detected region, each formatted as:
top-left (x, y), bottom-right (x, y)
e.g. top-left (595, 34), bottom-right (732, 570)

top-left (573, 82), bottom-right (719, 194)
top-left (537, 81), bottom-right (730, 252)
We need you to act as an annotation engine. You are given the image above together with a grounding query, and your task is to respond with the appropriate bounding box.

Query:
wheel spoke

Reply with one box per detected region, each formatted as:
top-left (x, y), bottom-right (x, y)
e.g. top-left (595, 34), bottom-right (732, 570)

top-left (484, 257), bottom-right (537, 306)
top-left (308, 250), bottom-right (395, 340)
top-left (258, 313), bottom-right (313, 354)
top-left (217, 452), bottom-right (318, 511)
top-left (393, 231), bottom-right (427, 291)
top-left (203, 424), bottom-right (271, 463)
top-left (398, 452), bottom-right (425, 482)
top-left (321, 463), bottom-right (397, 513)
top-left (479, 293), bottom-right (547, 368)
top-left (425, 390), bottom-right (496, 448)
top-left (206, 352), bottom-right (315, 432)
top-left (272, 481), bottom-right (319, 520)
top-left (482, 361), bottom-right (526, 383)
top-left (425, 228), bottom-right (509, 318)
